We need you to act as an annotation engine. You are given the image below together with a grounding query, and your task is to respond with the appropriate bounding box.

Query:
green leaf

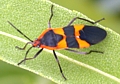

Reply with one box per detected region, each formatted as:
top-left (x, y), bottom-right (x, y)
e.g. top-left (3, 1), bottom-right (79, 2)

top-left (0, 0), bottom-right (120, 84)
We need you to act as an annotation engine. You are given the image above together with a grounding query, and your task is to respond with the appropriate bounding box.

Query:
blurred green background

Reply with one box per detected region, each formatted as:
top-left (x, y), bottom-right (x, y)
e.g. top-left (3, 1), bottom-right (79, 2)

top-left (0, 0), bottom-right (120, 84)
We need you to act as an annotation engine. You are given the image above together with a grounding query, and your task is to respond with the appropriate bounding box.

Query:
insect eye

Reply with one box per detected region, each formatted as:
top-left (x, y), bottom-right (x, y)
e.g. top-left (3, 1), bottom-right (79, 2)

top-left (37, 45), bottom-right (40, 48)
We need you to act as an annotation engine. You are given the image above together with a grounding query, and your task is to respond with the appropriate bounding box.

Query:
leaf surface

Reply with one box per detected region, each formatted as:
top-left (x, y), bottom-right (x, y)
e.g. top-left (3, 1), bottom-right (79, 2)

top-left (0, 0), bottom-right (120, 84)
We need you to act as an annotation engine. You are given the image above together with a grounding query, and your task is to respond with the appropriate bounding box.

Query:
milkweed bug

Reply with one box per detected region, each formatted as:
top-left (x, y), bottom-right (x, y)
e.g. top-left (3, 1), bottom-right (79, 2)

top-left (8, 5), bottom-right (107, 80)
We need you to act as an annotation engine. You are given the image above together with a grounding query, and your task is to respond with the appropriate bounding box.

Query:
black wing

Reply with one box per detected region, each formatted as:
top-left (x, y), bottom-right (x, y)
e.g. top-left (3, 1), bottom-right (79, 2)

top-left (79, 25), bottom-right (107, 45)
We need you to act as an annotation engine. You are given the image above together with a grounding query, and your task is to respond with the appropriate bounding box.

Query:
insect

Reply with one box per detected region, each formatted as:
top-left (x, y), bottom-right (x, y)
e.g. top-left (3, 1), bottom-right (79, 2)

top-left (8, 5), bottom-right (107, 80)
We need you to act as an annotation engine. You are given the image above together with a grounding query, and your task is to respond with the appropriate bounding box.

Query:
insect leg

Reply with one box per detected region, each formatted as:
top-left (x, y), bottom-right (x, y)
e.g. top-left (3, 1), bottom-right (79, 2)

top-left (16, 42), bottom-right (32, 50)
top-left (53, 50), bottom-right (67, 80)
top-left (48, 5), bottom-right (54, 28)
top-left (65, 49), bottom-right (103, 55)
top-left (22, 46), bottom-right (33, 64)
top-left (18, 48), bottom-right (43, 65)
top-left (86, 50), bottom-right (103, 54)
top-left (67, 17), bottom-right (105, 26)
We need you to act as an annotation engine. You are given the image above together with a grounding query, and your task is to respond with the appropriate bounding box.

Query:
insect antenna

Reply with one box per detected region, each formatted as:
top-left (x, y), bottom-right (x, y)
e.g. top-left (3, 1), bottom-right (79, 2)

top-left (7, 21), bottom-right (33, 42)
